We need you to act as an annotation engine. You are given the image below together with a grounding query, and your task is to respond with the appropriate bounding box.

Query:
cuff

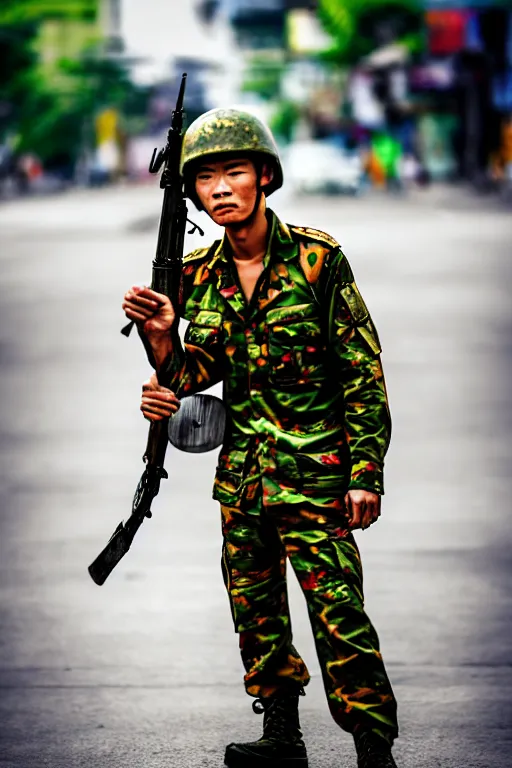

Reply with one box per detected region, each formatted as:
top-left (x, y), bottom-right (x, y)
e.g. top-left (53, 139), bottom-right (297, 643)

top-left (349, 460), bottom-right (385, 495)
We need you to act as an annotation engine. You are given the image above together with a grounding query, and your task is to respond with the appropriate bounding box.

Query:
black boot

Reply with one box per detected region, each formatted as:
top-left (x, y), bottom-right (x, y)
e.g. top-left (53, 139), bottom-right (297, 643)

top-left (224, 692), bottom-right (308, 768)
top-left (354, 731), bottom-right (398, 768)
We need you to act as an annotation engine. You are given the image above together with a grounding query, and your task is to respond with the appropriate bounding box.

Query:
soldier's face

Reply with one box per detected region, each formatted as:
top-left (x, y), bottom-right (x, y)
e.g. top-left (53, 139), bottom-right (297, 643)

top-left (194, 158), bottom-right (272, 225)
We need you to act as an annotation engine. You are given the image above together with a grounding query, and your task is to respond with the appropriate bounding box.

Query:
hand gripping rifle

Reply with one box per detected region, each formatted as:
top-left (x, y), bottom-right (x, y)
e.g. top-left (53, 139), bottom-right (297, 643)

top-left (88, 74), bottom-right (225, 585)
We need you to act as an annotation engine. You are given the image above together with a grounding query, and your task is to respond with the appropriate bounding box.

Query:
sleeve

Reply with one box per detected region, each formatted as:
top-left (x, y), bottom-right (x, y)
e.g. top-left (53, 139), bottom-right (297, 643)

top-left (160, 319), bottom-right (225, 399)
top-left (153, 266), bottom-right (225, 398)
top-left (324, 247), bottom-right (391, 494)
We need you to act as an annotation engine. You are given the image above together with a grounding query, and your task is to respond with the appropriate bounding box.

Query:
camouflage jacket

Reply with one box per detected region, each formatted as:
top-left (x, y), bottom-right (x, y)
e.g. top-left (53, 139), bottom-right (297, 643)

top-left (162, 209), bottom-right (391, 507)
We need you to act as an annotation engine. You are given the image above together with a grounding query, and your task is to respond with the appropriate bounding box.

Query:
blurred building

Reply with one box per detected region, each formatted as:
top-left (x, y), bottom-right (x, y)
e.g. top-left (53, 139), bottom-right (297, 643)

top-left (225, 0), bottom-right (287, 49)
top-left (195, 0), bottom-right (512, 184)
top-left (196, 0), bottom-right (339, 137)
top-left (100, 0), bottom-right (123, 54)
top-left (410, 1), bottom-right (512, 183)
top-left (36, 5), bottom-right (100, 73)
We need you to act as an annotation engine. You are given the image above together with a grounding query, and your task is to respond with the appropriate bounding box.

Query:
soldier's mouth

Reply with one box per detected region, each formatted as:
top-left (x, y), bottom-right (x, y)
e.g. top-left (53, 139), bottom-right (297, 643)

top-left (214, 203), bottom-right (238, 212)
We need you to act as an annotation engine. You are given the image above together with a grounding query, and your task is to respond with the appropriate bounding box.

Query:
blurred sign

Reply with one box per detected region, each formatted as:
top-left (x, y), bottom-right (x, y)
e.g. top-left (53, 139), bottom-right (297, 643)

top-left (95, 108), bottom-right (118, 144)
top-left (95, 108), bottom-right (120, 174)
top-left (286, 9), bottom-right (332, 54)
top-left (426, 10), bottom-right (467, 55)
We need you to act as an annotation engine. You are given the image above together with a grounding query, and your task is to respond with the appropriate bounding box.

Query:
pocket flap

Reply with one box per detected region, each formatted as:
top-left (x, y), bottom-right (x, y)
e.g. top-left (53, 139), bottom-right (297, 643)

top-left (191, 310), bottom-right (223, 328)
top-left (267, 303), bottom-right (317, 325)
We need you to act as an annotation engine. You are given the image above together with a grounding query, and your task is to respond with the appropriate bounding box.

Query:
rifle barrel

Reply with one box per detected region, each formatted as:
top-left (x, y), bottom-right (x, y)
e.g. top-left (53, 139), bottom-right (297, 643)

top-left (175, 73), bottom-right (187, 114)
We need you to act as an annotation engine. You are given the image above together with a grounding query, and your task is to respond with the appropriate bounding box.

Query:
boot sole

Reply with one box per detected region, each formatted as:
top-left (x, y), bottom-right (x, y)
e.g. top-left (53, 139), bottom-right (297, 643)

top-left (224, 746), bottom-right (308, 768)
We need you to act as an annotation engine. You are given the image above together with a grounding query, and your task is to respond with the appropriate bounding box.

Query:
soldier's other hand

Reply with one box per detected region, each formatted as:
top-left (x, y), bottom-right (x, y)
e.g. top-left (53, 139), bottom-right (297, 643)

top-left (344, 489), bottom-right (381, 531)
top-left (122, 285), bottom-right (175, 336)
top-left (141, 373), bottom-right (180, 422)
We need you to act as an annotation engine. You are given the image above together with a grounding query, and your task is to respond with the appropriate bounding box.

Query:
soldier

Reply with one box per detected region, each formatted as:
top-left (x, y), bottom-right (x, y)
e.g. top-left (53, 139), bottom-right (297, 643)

top-left (122, 110), bottom-right (399, 768)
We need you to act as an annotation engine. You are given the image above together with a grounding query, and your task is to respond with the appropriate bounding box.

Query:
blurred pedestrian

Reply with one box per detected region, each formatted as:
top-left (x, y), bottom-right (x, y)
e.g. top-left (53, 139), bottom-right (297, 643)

top-left (123, 110), bottom-right (399, 768)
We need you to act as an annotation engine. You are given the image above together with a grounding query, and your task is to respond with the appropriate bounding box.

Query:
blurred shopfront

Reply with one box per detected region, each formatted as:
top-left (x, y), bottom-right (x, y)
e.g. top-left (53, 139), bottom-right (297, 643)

top-left (411, 2), bottom-right (512, 184)
top-left (201, 0), bottom-right (512, 186)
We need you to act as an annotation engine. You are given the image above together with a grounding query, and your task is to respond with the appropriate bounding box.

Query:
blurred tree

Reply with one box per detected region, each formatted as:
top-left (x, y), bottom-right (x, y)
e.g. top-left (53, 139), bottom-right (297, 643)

top-left (270, 100), bottom-right (300, 144)
top-left (241, 56), bottom-right (285, 102)
top-left (0, 21), bottom-right (37, 134)
top-left (317, 0), bottom-right (423, 65)
top-left (16, 52), bottom-right (145, 171)
top-left (0, 0), bottom-right (147, 172)
top-left (0, 1), bottom-right (97, 25)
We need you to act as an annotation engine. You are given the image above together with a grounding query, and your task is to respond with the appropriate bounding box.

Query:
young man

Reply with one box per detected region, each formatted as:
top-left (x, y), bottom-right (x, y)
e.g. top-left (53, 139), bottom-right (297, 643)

top-left (122, 109), bottom-right (398, 768)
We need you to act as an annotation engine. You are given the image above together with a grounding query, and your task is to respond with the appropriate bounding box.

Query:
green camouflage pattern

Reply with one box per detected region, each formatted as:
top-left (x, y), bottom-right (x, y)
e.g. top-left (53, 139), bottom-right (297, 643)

top-left (180, 108), bottom-right (283, 195)
top-left (165, 209), bottom-right (391, 502)
top-left (159, 209), bottom-right (396, 739)
top-left (220, 456), bottom-right (398, 741)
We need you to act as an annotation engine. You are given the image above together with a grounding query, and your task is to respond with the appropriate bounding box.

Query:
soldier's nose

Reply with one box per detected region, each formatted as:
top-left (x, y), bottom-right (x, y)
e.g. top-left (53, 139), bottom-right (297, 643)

top-left (213, 188), bottom-right (232, 198)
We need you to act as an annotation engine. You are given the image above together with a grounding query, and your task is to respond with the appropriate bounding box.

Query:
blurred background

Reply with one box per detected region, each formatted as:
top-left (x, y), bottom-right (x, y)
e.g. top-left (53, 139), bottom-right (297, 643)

top-left (1, 0), bottom-right (512, 197)
top-left (1, 3), bottom-right (512, 768)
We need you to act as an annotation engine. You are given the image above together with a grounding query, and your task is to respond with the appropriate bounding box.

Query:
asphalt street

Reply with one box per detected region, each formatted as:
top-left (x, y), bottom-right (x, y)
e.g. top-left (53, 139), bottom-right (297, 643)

top-left (0, 184), bottom-right (511, 768)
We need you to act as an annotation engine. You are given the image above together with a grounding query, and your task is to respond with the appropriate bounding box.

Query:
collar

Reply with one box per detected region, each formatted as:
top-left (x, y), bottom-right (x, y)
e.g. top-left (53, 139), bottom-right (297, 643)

top-left (207, 209), bottom-right (297, 270)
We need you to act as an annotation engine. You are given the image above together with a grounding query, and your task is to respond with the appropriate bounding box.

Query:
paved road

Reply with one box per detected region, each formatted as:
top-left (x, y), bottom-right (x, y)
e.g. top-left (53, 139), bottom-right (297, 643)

top-left (0, 185), bottom-right (511, 768)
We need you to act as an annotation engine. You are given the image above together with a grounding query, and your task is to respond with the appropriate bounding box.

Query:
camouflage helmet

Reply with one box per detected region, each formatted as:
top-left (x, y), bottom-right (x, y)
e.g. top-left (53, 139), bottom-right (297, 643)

top-left (180, 108), bottom-right (283, 202)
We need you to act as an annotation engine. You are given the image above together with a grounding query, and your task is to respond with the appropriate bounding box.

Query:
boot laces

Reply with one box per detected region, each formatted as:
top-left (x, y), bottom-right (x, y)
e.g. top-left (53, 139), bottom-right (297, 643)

top-left (252, 695), bottom-right (302, 743)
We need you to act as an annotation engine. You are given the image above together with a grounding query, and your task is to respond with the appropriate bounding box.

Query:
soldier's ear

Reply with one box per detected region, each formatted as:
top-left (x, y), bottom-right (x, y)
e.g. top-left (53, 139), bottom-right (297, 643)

top-left (260, 162), bottom-right (274, 189)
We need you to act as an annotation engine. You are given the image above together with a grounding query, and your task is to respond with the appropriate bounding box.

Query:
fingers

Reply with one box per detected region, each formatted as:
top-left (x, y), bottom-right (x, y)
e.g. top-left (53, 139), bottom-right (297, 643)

top-left (344, 491), bottom-right (365, 529)
top-left (125, 286), bottom-right (169, 311)
top-left (344, 491), bottom-right (352, 525)
top-left (123, 286), bottom-right (175, 333)
top-left (123, 291), bottom-right (161, 321)
top-left (141, 397), bottom-right (180, 421)
top-left (142, 374), bottom-right (165, 392)
top-left (349, 499), bottom-right (365, 530)
top-left (141, 403), bottom-right (179, 421)
top-left (361, 495), bottom-right (381, 530)
top-left (141, 380), bottom-right (180, 421)
top-left (345, 490), bottom-right (381, 530)
top-left (132, 286), bottom-right (169, 303)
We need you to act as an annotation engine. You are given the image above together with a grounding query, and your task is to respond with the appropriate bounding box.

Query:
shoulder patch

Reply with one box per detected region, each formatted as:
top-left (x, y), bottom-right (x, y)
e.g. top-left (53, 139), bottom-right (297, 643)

top-left (183, 245), bottom-right (214, 263)
top-left (289, 225), bottom-right (339, 250)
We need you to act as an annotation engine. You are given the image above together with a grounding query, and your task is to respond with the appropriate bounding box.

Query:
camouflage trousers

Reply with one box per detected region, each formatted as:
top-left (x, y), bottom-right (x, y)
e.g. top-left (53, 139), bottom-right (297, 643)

top-left (220, 469), bottom-right (399, 743)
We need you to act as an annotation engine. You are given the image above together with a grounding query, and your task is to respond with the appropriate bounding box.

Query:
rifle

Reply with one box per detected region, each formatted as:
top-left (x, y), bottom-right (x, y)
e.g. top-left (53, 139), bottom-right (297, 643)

top-left (88, 73), bottom-right (225, 586)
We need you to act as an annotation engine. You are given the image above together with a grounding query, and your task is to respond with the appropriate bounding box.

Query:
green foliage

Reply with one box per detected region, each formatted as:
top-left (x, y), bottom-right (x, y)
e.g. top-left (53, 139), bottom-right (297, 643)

top-left (241, 56), bottom-right (285, 102)
top-left (270, 101), bottom-right (300, 144)
top-left (317, 0), bottom-right (423, 65)
top-left (0, 0), bottom-right (97, 25)
top-left (15, 48), bottom-right (142, 163)
top-left (0, 0), bottom-right (147, 167)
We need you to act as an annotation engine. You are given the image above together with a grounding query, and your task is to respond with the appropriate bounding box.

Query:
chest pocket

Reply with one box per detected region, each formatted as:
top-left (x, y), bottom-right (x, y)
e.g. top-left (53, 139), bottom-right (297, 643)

top-left (184, 310), bottom-right (224, 348)
top-left (267, 303), bottom-right (326, 386)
